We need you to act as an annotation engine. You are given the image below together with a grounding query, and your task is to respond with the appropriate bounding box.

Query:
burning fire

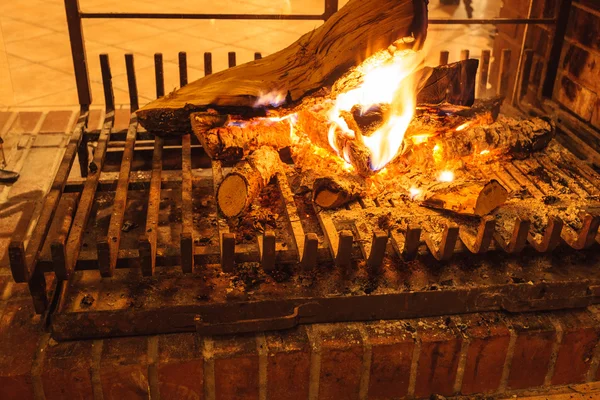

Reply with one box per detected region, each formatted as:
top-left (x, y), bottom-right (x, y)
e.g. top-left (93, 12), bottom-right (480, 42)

top-left (438, 170), bottom-right (454, 182)
top-left (327, 50), bottom-right (423, 171)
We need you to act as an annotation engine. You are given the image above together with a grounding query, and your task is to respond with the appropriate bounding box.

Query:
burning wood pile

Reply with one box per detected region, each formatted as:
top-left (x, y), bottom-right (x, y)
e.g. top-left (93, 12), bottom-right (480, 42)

top-left (136, 0), bottom-right (568, 236)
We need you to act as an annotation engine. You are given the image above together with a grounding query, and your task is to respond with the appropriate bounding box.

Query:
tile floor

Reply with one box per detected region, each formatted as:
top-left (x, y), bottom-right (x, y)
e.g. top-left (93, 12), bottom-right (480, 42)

top-left (0, 0), bottom-right (501, 110)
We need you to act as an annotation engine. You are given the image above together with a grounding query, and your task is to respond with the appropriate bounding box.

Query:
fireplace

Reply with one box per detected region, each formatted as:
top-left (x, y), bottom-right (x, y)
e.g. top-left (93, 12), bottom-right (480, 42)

top-left (3, 0), bottom-right (600, 399)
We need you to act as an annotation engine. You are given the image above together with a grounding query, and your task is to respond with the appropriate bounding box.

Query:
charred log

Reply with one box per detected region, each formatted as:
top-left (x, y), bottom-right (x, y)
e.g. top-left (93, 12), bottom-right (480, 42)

top-left (217, 147), bottom-right (281, 218)
top-left (407, 116), bottom-right (555, 166)
top-left (420, 179), bottom-right (509, 216)
top-left (416, 59), bottom-right (479, 106)
top-left (191, 112), bottom-right (293, 162)
top-left (137, 0), bottom-right (428, 134)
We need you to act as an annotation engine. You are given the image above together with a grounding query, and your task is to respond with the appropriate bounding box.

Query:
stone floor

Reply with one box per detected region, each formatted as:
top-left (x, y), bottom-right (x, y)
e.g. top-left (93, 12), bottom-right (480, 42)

top-left (0, 0), bottom-right (501, 110)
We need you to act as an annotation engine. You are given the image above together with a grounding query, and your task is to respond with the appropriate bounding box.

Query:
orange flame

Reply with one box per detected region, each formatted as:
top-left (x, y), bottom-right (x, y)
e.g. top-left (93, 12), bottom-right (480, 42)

top-left (438, 170), bottom-right (454, 182)
top-left (327, 50), bottom-right (423, 171)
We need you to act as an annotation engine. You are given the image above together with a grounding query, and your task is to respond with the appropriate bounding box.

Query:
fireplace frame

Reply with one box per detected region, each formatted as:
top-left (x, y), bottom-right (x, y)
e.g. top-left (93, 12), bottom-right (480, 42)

top-left (8, 0), bottom-right (600, 340)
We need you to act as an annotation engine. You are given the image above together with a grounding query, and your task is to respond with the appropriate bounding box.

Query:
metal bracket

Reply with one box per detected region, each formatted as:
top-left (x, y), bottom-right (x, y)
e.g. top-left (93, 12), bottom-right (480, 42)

top-left (194, 302), bottom-right (320, 336)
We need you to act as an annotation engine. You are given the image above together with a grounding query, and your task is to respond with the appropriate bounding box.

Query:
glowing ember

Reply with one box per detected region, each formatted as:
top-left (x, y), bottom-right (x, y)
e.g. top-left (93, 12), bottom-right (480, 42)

top-left (409, 187), bottom-right (421, 199)
top-left (410, 133), bottom-right (433, 145)
top-left (432, 143), bottom-right (443, 164)
top-left (438, 170), bottom-right (454, 182)
top-left (455, 122), bottom-right (471, 131)
top-left (254, 90), bottom-right (286, 108)
top-left (480, 149), bottom-right (490, 155)
top-left (327, 50), bottom-right (423, 172)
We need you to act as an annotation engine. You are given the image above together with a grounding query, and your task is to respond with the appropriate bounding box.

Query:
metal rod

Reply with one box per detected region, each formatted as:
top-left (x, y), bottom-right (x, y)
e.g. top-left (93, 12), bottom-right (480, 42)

top-left (428, 18), bottom-right (555, 24)
top-left (100, 54), bottom-right (114, 112)
top-left (179, 51), bottom-right (188, 87)
top-left (125, 54), bottom-right (139, 112)
top-left (323, 0), bottom-right (339, 20)
top-left (154, 53), bottom-right (165, 98)
top-left (519, 49), bottom-right (534, 101)
top-left (478, 50), bottom-right (491, 98)
top-left (439, 51), bottom-right (449, 66)
top-left (254, 52), bottom-right (262, 60)
top-left (65, 0), bottom-right (92, 108)
top-left (204, 52), bottom-right (213, 76)
top-left (228, 52), bottom-right (237, 68)
top-left (78, 12), bottom-right (554, 25)
top-left (542, 0), bottom-right (573, 97)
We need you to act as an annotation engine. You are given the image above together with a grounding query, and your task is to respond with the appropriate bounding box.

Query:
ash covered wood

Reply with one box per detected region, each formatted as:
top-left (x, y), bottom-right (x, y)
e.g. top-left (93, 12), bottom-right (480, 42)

top-left (420, 180), bottom-right (509, 216)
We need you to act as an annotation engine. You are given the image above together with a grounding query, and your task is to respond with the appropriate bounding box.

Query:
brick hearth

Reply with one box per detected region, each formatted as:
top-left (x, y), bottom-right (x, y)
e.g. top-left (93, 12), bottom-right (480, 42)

top-left (2, 274), bottom-right (600, 399)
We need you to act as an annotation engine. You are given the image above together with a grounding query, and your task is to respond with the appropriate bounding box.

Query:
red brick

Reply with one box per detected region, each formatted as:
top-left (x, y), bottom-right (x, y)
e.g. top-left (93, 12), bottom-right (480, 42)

top-left (213, 334), bottom-right (259, 400)
top-left (0, 300), bottom-right (43, 400)
top-left (42, 340), bottom-right (94, 400)
top-left (556, 73), bottom-right (598, 120)
top-left (364, 321), bottom-right (415, 400)
top-left (318, 324), bottom-right (363, 400)
top-left (9, 112), bottom-right (42, 134)
top-left (460, 313), bottom-right (511, 395)
top-left (100, 336), bottom-right (149, 400)
top-left (40, 110), bottom-right (75, 134)
top-left (265, 326), bottom-right (310, 400)
top-left (551, 310), bottom-right (600, 385)
top-left (507, 314), bottom-right (557, 390)
top-left (158, 333), bottom-right (203, 400)
top-left (414, 317), bottom-right (463, 398)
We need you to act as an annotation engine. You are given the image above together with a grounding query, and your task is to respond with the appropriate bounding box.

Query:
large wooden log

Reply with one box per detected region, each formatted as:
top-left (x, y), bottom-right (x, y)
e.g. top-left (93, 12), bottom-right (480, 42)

top-left (137, 0), bottom-right (428, 134)
top-left (406, 116), bottom-right (555, 167)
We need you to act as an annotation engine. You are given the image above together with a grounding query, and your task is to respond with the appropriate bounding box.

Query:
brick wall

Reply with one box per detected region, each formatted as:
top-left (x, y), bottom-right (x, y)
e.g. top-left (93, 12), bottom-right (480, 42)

top-left (3, 276), bottom-right (600, 399)
top-left (494, 0), bottom-right (600, 131)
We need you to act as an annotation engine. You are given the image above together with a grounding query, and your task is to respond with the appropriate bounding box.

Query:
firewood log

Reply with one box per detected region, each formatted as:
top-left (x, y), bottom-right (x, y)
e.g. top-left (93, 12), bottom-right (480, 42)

top-left (191, 112), bottom-right (293, 162)
top-left (217, 147), bottom-right (281, 218)
top-left (137, 0), bottom-right (428, 134)
top-left (420, 179), bottom-right (509, 216)
top-left (406, 116), bottom-right (555, 167)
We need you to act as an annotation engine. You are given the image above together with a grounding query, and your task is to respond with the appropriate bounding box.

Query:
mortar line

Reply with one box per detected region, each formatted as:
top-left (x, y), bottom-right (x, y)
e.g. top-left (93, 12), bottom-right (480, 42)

top-left (256, 333), bottom-right (268, 400)
top-left (407, 330), bottom-right (421, 397)
top-left (356, 324), bottom-right (372, 400)
top-left (306, 325), bottom-right (322, 400)
top-left (147, 336), bottom-right (160, 400)
top-left (91, 339), bottom-right (105, 400)
top-left (498, 319), bottom-right (518, 393)
top-left (453, 326), bottom-right (471, 394)
top-left (202, 337), bottom-right (216, 400)
top-left (31, 332), bottom-right (50, 400)
top-left (544, 317), bottom-right (564, 387)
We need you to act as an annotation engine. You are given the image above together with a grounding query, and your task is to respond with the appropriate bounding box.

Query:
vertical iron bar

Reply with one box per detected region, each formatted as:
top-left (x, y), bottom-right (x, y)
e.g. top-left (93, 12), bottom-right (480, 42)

top-left (179, 51), bottom-right (188, 87)
top-left (324, 0), bottom-right (339, 20)
top-left (542, 0), bottom-right (573, 98)
top-left (100, 54), bottom-right (114, 112)
top-left (254, 52), bottom-right (262, 60)
top-left (154, 53), bottom-right (165, 98)
top-left (478, 50), bottom-right (491, 98)
top-left (497, 49), bottom-right (512, 97)
top-left (439, 51), bottom-right (449, 65)
top-left (64, 0), bottom-right (92, 108)
top-left (125, 54), bottom-right (139, 112)
top-left (519, 49), bottom-right (534, 101)
top-left (204, 52), bottom-right (213, 75)
top-left (460, 49), bottom-right (470, 60)
top-left (228, 52), bottom-right (236, 68)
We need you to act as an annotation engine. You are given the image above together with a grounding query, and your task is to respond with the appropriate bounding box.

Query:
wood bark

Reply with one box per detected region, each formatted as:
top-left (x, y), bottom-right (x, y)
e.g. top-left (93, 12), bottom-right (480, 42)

top-left (191, 112), bottom-right (293, 161)
top-left (420, 179), bottom-right (509, 216)
top-left (137, 0), bottom-right (428, 134)
top-left (217, 146), bottom-right (281, 218)
top-left (406, 116), bottom-right (555, 167)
